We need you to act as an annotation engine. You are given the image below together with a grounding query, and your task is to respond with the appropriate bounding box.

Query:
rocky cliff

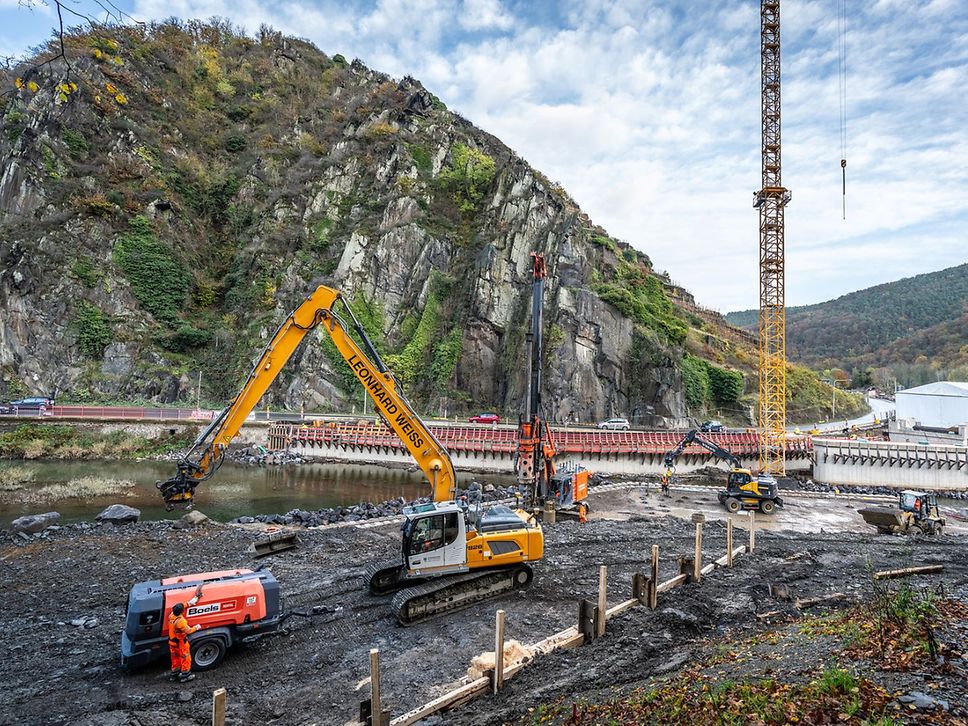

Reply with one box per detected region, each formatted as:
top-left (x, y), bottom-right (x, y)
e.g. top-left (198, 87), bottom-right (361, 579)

top-left (0, 21), bottom-right (757, 426)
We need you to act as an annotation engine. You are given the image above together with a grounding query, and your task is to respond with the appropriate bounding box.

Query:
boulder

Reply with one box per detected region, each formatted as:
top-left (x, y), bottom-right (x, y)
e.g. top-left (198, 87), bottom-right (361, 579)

top-left (175, 510), bottom-right (210, 528)
top-left (10, 511), bottom-right (60, 534)
top-left (96, 504), bottom-right (141, 524)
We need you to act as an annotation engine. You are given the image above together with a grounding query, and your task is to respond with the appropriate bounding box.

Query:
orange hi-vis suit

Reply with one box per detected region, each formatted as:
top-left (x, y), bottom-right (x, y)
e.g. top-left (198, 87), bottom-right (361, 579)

top-left (168, 599), bottom-right (201, 675)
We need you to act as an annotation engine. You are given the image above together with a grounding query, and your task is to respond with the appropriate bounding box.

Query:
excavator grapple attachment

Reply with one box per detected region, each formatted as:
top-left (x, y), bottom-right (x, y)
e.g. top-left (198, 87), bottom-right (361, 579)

top-left (156, 472), bottom-right (197, 510)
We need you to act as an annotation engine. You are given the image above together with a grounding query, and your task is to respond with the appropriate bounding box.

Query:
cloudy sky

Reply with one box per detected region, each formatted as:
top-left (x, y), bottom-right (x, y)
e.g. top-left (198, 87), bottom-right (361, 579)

top-left (3, 0), bottom-right (966, 311)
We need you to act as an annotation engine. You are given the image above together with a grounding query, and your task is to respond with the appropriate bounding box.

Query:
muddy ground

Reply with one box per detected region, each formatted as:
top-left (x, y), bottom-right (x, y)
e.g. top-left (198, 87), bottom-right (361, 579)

top-left (0, 487), bottom-right (966, 726)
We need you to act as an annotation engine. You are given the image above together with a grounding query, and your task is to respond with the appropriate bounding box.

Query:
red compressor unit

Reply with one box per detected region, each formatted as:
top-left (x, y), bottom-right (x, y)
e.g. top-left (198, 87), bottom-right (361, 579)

top-left (120, 569), bottom-right (283, 671)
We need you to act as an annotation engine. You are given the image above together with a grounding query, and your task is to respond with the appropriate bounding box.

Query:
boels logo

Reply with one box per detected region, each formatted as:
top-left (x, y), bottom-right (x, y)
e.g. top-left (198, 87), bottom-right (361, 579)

top-left (187, 602), bottom-right (221, 617)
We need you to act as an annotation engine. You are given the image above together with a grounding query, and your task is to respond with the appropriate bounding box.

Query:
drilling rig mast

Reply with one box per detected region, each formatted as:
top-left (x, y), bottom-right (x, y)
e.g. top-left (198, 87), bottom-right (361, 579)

top-left (754, 0), bottom-right (790, 475)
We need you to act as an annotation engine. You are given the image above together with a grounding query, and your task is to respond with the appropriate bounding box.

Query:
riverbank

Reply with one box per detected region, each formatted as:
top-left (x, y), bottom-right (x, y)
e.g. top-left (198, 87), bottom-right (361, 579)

top-left (1, 488), bottom-right (964, 725)
top-left (0, 458), bottom-right (517, 526)
top-left (0, 422), bottom-right (195, 460)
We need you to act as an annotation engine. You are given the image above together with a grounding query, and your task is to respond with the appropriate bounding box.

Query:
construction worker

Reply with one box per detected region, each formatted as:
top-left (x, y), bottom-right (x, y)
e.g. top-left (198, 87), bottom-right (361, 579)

top-left (169, 584), bottom-right (203, 682)
top-left (577, 502), bottom-right (588, 523)
top-left (660, 467), bottom-right (672, 494)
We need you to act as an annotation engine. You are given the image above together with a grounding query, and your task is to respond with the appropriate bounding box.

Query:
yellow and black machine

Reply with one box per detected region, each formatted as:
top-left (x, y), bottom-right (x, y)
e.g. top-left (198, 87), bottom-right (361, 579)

top-left (663, 429), bottom-right (783, 514)
top-left (859, 490), bottom-right (945, 536)
top-left (158, 285), bottom-right (544, 625)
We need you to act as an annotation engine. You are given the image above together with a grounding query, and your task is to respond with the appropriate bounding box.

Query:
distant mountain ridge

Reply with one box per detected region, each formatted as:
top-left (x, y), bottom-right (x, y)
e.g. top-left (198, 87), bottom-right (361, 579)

top-left (726, 263), bottom-right (968, 378)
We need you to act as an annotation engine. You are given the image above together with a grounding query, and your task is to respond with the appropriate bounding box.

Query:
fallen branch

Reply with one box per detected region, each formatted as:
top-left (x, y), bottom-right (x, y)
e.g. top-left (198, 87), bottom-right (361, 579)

top-left (756, 609), bottom-right (783, 620)
top-left (795, 592), bottom-right (850, 610)
top-left (873, 564), bottom-right (944, 581)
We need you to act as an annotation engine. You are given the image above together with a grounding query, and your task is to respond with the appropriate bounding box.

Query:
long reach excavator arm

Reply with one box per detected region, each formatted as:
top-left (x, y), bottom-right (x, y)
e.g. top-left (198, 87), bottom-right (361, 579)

top-left (663, 429), bottom-right (742, 470)
top-left (158, 285), bottom-right (456, 509)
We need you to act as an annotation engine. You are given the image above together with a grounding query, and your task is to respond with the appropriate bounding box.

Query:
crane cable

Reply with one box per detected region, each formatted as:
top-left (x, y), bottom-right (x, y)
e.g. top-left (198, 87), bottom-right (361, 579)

top-left (838, 0), bottom-right (848, 219)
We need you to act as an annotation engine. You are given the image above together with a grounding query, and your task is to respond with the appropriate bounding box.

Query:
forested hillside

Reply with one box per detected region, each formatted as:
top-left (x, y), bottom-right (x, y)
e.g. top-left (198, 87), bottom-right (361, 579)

top-left (727, 264), bottom-right (968, 387)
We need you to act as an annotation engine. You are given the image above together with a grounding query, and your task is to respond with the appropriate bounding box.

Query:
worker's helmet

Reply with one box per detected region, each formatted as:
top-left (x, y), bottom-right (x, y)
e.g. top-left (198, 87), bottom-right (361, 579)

top-left (172, 602), bottom-right (185, 616)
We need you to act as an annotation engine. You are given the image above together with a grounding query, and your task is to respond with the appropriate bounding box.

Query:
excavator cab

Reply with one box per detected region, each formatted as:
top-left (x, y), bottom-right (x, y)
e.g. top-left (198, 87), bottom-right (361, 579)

top-left (727, 468), bottom-right (755, 491)
top-left (899, 491), bottom-right (940, 522)
top-left (401, 502), bottom-right (468, 575)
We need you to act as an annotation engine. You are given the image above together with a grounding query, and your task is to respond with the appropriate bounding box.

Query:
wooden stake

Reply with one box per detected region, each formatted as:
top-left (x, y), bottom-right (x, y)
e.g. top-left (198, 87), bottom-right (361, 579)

top-left (632, 573), bottom-right (648, 604)
top-left (493, 609), bottom-right (506, 694)
top-left (578, 599), bottom-right (595, 643)
top-left (726, 517), bottom-right (734, 567)
top-left (649, 545), bottom-right (659, 609)
top-left (370, 648), bottom-right (383, 726)
top-left (692, 513), bottom-right (705, 581)
top-left (873, 564), bottom-right (944, 580)
top-left (748, 510), bottom-right (756, 552)
top-left (212, 688), bottom-right (226, 726)
top-left (596, 565), bottom-right (607, 637)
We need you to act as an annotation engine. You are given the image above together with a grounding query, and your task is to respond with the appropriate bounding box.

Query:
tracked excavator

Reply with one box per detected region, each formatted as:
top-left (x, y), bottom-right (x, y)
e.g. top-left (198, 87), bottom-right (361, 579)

top-left (157, 285), bottom-right (543, 625)
top-left (663, 429), bottom-right (783, 514)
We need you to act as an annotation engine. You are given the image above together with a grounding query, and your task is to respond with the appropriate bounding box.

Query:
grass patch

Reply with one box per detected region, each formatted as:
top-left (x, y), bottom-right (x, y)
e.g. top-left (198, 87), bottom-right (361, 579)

top-left (0, 476), bottom-right (135, 504)
top-left (112, 216), bottom-right (189, 326)
top-left (527, 666), bottom-right (891, 725)
top-left (0, 465), bottom-right (36, 490)
top-left (0, 424), bottom-right (194, 460)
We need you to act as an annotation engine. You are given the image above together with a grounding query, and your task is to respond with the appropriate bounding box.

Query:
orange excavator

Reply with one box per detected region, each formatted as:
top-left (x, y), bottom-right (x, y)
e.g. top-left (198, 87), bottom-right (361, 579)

top-left (156, 285), bottom-right (544, 625)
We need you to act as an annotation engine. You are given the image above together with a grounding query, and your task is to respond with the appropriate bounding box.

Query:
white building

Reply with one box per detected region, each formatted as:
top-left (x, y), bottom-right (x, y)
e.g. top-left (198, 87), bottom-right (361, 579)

top-left (895, 381), bottom-right (968, 429)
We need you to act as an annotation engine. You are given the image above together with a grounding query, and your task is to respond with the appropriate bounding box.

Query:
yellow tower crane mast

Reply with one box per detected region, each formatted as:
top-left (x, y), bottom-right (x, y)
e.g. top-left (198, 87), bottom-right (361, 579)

top-left (754, 0), bottom-right (790, 475)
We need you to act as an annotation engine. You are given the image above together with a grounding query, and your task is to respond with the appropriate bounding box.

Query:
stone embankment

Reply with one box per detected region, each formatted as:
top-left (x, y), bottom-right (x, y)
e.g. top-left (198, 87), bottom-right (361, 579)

top-left (229, 483), bottom-right (518, 528)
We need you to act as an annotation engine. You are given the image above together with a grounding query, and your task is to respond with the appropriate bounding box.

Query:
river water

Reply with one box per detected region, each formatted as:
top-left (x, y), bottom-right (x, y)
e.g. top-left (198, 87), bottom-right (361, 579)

top-left (0, 460), bottom-right (516, 525)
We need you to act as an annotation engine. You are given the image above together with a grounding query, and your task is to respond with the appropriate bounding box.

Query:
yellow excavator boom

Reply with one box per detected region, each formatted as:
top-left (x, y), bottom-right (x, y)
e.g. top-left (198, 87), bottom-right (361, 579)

top-left (158, 285), bottom-right (457, 508)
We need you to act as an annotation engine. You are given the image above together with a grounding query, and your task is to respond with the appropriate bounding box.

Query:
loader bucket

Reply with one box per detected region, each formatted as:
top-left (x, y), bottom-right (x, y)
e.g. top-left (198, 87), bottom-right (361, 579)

top-left (248, 531), bottom-right (299, 557)
top-left (859, 506), bottom-right (905, 530)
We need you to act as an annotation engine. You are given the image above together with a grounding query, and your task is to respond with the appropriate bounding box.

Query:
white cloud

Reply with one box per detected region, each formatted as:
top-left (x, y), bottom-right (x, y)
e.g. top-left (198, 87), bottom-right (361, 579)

top-left (4, 0), bottom-right (965, 310)
top-left (459, 0), bottom-right (514, 31)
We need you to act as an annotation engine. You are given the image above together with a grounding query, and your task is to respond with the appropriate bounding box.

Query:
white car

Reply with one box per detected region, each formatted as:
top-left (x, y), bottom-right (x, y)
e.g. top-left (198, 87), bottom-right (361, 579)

top-left (597, 417), bottom-right (630, 431)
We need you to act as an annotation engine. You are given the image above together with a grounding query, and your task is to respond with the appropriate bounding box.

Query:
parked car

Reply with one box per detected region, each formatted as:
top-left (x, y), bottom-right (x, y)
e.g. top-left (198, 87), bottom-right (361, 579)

top-left (700, 420), bottom-right (725, 432)
top-left (9, 396), bottom-right (55, 410)
top-left (597, 417), bottom-right (630, 431)
top-left (468, 413), bottom-right (500, 424)
top-left (0, 403), bottom-right (14, 415)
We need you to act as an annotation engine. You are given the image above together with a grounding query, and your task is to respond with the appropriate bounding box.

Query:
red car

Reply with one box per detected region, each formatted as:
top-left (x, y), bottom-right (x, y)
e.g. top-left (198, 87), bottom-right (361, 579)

top-left (468, 413), bottom-right (500, 424)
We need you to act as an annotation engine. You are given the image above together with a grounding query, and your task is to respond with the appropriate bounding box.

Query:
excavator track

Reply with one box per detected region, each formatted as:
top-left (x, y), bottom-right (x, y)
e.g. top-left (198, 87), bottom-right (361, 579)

top-left (365, 559), bottom-right (426, 596)
top-left (391, 565), bottom-right (533, 626)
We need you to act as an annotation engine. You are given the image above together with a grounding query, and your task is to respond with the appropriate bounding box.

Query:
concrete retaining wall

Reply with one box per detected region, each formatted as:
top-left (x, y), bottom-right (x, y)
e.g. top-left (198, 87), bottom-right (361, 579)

top-left (813, 438), bottom-right (968, 491)
top-left (288, 440), bottom-right (811, 476)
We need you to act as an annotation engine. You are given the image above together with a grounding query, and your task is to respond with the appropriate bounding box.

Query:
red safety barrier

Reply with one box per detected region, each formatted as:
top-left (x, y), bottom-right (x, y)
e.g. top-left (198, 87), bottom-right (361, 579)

top-left (273, 423), bottom-right (813, 457)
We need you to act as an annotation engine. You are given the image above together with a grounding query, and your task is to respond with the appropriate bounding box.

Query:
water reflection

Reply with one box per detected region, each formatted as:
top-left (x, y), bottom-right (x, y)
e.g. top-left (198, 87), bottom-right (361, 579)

top-left (0, 460), bottom-right (516, 524)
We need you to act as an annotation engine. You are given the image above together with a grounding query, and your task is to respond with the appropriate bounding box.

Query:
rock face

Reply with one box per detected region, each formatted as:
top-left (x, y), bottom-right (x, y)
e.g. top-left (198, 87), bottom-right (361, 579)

top-left (9, 511), bottom-right (60, 533)
top-left (0, 23), bottom-right (709, 425)
top-left (95, 504), bottom-right (140, 524)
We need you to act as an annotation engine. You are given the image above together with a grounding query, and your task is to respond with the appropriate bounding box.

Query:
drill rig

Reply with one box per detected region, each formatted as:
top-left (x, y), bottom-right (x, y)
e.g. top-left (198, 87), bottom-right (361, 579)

top-left (515, 253), bottom-right (590, 514)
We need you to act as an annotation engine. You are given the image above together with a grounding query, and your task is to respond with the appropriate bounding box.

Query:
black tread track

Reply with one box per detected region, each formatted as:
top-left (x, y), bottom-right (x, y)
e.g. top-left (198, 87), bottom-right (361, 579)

top-left (391, 565), bottom-right (533, 626)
